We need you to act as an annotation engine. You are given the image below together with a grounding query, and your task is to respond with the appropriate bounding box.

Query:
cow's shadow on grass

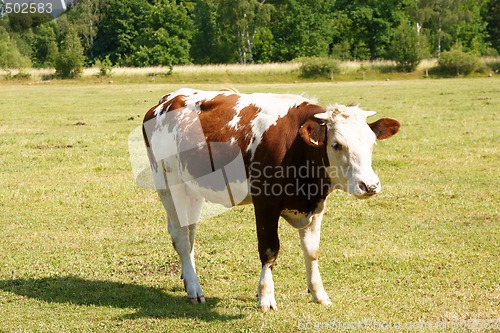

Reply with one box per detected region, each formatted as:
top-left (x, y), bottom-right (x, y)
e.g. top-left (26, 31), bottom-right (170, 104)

top-left (0, 276), bottom-right (243, 321)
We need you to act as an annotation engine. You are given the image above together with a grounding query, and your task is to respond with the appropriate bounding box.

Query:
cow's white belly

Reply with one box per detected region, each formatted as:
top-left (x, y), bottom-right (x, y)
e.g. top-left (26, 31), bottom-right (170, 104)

top-left (280, 199), bottom-right (325, 229)
top-left (280, 209), bottom-right (313, 229)
top-left (185, 177), bottom-right (252, 207)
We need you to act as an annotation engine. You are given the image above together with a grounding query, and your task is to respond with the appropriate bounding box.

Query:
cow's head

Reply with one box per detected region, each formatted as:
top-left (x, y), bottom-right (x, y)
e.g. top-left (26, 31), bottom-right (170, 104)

top-left (300, 104), bottom-right (400, 198)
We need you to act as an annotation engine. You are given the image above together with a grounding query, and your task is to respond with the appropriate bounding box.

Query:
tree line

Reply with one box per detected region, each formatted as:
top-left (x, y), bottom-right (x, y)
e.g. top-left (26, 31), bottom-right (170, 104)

top-left (1, 0), bottom-right (499, 75)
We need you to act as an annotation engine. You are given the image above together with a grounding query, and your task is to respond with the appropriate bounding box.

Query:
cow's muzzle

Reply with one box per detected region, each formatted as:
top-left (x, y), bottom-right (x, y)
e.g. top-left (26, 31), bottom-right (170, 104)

top-left (357, 181), bottom-right (380, 197)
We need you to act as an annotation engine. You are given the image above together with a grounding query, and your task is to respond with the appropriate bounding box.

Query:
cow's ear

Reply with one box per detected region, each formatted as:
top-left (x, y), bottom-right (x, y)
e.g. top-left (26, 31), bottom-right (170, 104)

top-left (369, 118), bottom-right (400, 140)
top-left (299, 120), bottom-right (326, 147)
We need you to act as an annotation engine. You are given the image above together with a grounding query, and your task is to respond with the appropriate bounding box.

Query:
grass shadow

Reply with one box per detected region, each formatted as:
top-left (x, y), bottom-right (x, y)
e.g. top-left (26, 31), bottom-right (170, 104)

top-left (0, 275), bottom-right (243, 321)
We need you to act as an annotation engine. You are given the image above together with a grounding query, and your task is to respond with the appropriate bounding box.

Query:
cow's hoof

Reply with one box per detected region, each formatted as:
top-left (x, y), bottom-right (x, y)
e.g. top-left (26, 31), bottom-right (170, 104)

top-left (259, 304), bottom-right (278, 312)
top-left (258, 299), bottom-right (278, 312)
top-left (317, 298), bottom-right (332, 306)
top-left (188, 295), bottom-right (206, 304)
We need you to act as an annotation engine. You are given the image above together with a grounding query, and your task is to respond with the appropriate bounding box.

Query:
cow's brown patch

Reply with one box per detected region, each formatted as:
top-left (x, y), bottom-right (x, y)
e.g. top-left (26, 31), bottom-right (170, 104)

top-left (198, 93), bottom-right (240, 141)
top-left (253, 103), bottom-right (326, 165)
top-left (197, 94), bottom-right (260, 165)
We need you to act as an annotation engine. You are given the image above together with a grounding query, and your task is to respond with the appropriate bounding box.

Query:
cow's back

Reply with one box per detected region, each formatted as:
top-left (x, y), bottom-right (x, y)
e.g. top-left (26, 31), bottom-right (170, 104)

top-left (143, 88), bottom-right (318, 165)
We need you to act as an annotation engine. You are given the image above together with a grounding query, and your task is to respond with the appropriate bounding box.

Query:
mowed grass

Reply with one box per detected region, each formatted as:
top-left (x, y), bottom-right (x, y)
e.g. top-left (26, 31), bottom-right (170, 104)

top-left (0, 79), bottom-right (498, 332)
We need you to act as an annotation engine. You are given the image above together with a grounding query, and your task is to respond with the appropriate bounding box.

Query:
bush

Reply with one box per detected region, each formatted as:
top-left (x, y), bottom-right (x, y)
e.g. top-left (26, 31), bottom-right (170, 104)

top-left (95, 55), bottom-right (113, 77)
top-left (484, 58), bottom-right (500, 73)
top-left (389, 20), bottom-right (421, 72)
top-left (298, 57), bottom-right (340, 79)
top-left (4, 71), bottom-right (31, 80)
top-left (55, 52), bottom-right (83, 79)
top-left (55, 29), bottom-right (84, 79)
top-left (438, 44), bottom-right (480, 76)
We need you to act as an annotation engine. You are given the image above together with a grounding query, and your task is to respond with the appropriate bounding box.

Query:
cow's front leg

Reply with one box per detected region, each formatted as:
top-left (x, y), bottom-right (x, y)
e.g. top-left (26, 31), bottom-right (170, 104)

top-left (255, 203), bottom-right (280, 312)
top-left (299, 211), bottom-right (331, 305)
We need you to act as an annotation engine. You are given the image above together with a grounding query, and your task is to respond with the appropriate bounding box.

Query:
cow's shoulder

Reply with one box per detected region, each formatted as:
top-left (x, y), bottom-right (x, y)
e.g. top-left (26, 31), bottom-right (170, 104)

top-left (250, 100), bottom-right (326, 164)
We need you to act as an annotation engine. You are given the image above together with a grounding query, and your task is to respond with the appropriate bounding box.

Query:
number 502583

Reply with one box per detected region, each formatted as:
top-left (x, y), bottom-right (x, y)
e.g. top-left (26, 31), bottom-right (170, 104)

top-left (4, 2), bottom-right (53, 14)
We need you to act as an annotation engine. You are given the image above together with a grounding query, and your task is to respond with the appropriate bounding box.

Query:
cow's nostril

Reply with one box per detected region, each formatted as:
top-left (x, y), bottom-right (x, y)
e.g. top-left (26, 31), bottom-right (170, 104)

top-left (358, 182), bottom-right (368, 193)
top-left (359, 181), bottom-right (378, 194)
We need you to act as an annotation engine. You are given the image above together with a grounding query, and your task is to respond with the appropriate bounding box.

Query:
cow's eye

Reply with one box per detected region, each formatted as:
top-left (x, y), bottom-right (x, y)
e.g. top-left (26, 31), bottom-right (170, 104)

top-left (332, 142), bottom-right (343, 151)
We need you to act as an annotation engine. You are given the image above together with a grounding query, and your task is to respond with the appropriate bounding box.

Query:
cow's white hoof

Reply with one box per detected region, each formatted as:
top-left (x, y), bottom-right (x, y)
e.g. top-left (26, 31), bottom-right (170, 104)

top-left (187, 295), bottom-right (205, 304)
top-left (259, 304), bottom-right (278, 312)
top-left (317, 298), bottom-right (332, 306)
top-left (258, 298), bottom-right (278, 312)
top-left (310, 288), bottom-right (331, 306)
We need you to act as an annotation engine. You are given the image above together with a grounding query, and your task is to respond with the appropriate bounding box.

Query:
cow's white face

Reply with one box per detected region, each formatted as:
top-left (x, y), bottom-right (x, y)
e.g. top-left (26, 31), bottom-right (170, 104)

top-left (315, 105), bottom-right (400, 198)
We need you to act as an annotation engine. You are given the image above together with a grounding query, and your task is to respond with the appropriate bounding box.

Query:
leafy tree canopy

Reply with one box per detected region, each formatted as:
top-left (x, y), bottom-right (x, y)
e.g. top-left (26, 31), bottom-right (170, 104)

top-left (0, 0), bottom-right (497, 72)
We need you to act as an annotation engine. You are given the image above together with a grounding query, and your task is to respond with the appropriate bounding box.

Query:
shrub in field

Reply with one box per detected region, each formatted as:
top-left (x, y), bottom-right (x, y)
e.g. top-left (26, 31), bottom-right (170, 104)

top-left (55, 29), bottom-right (84, 79)
top-left (298, 57), bottom-right (340, 79)
top-left (484, 58), bottom-right (500, 73)
top-left (389, 20), bottom-right (421, 72)
top-left (438, 43), bottom-right (480, 75)
top-left (4, 71), bottom-right (31, 80)
top-left (95, 55), bottom-right (113, 77)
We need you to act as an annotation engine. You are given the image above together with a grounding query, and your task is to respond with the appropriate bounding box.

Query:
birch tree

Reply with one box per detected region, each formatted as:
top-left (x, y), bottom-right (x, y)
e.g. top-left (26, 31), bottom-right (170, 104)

top-left (218, 0), bottom-right (273, 64)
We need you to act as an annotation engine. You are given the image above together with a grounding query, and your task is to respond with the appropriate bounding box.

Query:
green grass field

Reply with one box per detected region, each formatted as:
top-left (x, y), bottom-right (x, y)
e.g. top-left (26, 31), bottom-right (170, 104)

top-left (0, 78), bottom-right (498, 332)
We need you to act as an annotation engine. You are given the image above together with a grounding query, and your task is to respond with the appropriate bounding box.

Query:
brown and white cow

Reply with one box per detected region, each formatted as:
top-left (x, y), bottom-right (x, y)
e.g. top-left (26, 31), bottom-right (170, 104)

top-left (142, 88), bottom-right (399, 312)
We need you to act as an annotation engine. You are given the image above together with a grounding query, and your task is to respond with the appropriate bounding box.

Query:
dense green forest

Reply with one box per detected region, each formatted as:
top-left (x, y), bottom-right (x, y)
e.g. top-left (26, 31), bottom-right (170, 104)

top-left (1, 0), bottom-right (499, 73)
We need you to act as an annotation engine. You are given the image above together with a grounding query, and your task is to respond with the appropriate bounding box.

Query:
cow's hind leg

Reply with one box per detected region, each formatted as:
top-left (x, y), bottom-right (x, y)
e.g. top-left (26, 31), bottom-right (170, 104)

top-left (298, 211), bottom-right (331, 305)
top-left (159, 189), bottom-right (205, 304)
